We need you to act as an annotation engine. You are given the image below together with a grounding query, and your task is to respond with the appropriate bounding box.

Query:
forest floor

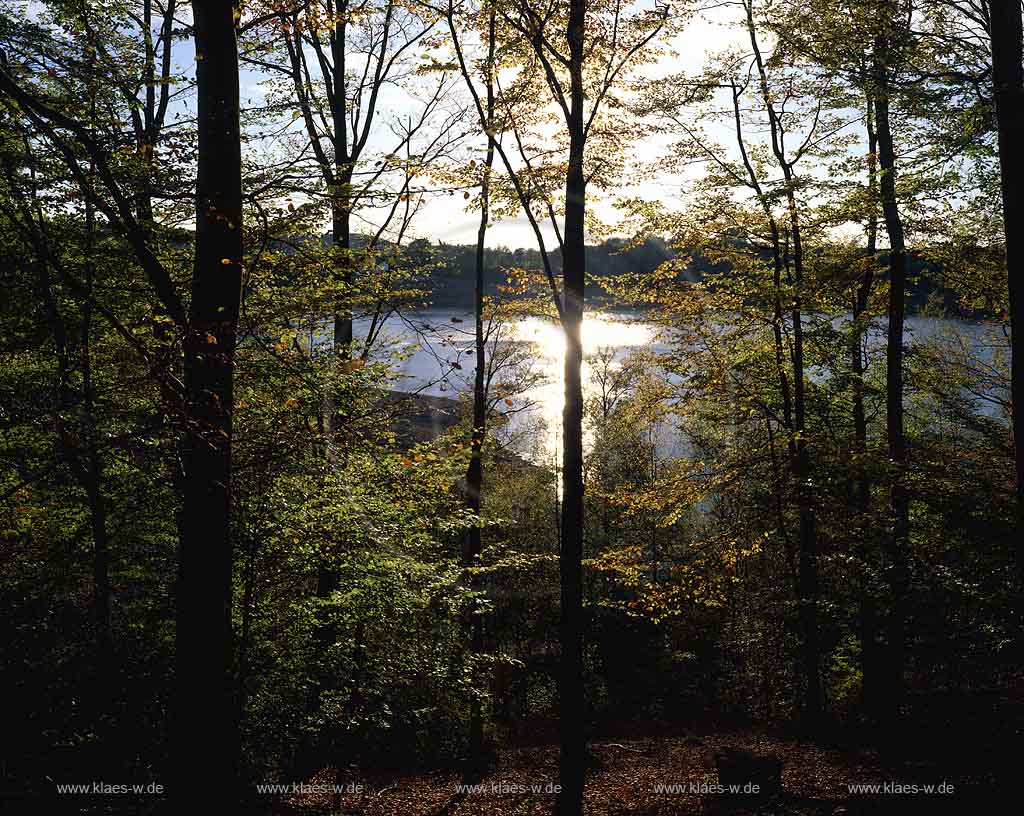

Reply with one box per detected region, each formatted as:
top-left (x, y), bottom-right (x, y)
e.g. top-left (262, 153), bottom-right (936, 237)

top-left (274, 729), bottom-right (1003, 815)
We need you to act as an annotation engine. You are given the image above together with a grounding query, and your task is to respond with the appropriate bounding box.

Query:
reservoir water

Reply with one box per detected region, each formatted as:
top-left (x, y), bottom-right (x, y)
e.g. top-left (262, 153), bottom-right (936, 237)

top-left (354, 310), bottom-right (1008, 461)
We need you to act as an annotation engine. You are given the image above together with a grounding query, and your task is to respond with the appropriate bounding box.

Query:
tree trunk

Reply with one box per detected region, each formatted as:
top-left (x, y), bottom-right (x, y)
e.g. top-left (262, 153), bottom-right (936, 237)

top-left (557, 3), bottom-right (587, 813)
top-left (853, 97), bottom-right (878, 517)
top-left (136, 0), bottom-right (156, 224)
top-left (874, 75), bottom-right (909, 725)
top-left (332, 204), bottom-right (353, 355)
top-left (308, 15), bottom-right (352, 775)
top-left (786, 205), bottom-right (822, 727)
top-left (740, 7), bottom-right (823, 721)
top-left (174, 0), bottom-right (243, 806)
top-left (464, 11), bottom-right (496, 781)
top-left (854, 97), bottom-right (881, 722)
top-left (332, 14), bottom-right (353, 360)
top-left (989, 0), bottom-right (1024, 571)
top-left (82, 184), bottom-right (113, 678)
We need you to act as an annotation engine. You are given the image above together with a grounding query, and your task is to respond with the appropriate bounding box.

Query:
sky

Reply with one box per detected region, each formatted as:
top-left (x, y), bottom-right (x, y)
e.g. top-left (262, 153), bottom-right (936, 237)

top-left (227, 2), bottom-right (749, 251)
top-left (19, 0), bottom-right (785, 251)
top-left (405, 6), bottom-right (747, 249)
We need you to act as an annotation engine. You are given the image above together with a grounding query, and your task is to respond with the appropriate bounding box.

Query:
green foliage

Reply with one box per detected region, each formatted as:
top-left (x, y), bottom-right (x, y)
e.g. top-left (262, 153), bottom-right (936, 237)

top-left (1, 0), bottom-right (1022, 802)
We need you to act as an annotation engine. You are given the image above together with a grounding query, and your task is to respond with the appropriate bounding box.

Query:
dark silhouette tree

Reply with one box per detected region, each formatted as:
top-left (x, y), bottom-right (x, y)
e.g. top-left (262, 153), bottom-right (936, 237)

top-left (174, 0), bottom-right (244, 807)
top-left (988, 0), bottom-right (1024, 559)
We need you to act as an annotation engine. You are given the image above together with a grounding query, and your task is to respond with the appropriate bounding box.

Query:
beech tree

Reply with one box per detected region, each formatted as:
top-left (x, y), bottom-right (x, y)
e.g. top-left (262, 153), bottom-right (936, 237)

top-left (241, 0), bottom-right (456, 364)
top-left (0, 0), bottom-right (244, 802)
top-left (632, 0), bottom-right (862, 726)
top-left (174, 0), bottom-right (244, 804)
top-left (240, 3), bottom-right (466, 777)
top-left (450, 2), bottom-right (497, 780)
top-left (775, 0), bottom-right (971, 725)
top-left (445, 0), bottom-right (671, 808)
top-left (988, 0), bottom-right (1024, 550)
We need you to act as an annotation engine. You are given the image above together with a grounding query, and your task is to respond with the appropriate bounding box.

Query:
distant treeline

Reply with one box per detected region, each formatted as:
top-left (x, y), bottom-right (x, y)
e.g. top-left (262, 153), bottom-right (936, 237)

top-left (396, 235), bottom-right (983, 316)
top-left (405, 236), bottom-right (684, 308)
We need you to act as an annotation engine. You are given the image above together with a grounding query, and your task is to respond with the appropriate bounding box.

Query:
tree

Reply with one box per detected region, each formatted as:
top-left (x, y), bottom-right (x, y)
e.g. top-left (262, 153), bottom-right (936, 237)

top-left (462, 4), bottom-right (497, 781)
top-left (241, 8), bottom-right (464, 769)
top-left (174, 0), bottom-right (244, 805)
top-left (242, 0), bottom-right (451, 363)
top-left (741, 0), bottom-right (824, 725)
top-left (0, 0), bottom-right (245, 801)
top-left (988, 0), bottom-right (1024, 555)
top-left (870, 1), bottom-right (913, 724)
top-left (445, 0), bottom-right (670, 807)
top-left (632, 0), bottom-right (853, 725)
top-left (776, 0), bottom-right (970, 725)
top-left (780, 0), bottom-right (922, 725)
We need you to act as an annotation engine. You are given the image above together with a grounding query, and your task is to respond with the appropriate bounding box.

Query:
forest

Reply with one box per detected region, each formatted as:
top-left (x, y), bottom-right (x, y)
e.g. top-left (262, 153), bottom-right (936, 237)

top-left (0, 0), bottom-right (1022, 814)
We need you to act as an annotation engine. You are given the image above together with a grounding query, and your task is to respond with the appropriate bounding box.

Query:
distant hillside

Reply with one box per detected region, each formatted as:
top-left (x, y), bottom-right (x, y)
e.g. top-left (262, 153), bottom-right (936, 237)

top-left (397, 236), bottom-right (979, 316)
top-left (306, 232), bottom-right (983, 317)
top-left (407, 236), bottom-right (699, 309)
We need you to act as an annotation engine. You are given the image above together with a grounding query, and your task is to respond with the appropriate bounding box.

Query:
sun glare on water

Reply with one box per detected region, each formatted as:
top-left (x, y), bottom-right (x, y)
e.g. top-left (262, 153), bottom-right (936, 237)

top-left (513, 314), bottom-right (656, 361)
top-left (509, 314), bottom-right (658, 458)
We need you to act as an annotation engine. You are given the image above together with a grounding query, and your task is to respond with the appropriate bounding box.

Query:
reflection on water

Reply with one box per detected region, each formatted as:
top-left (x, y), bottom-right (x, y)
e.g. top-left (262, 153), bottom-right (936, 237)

top-left (509, 314), bottom-right (661, 443)
top-left (364, 311), bottom-right (664, 460)
top-left (358, 309), bottom-right (1005, 461)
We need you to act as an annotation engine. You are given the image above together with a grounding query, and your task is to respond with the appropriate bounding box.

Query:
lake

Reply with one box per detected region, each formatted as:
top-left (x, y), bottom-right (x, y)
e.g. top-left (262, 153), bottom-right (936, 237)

top-left (356, 310), bottom-right (1008, 461)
